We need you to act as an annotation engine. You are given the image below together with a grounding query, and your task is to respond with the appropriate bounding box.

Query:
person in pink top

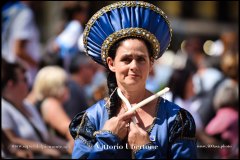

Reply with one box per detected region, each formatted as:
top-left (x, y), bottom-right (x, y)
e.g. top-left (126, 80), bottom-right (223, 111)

top-left (205, 78), bottom-right (238, 158)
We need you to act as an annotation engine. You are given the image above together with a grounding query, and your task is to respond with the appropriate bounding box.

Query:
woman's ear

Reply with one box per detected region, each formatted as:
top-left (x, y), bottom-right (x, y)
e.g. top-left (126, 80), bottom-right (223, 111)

top-left (106, 57), bottom-right (115, 72)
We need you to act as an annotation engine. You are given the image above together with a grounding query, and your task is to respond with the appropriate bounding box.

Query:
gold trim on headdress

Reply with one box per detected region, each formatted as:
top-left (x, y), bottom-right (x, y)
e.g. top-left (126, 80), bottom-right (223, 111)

top-left (101, 28), bottom-right (160, 64)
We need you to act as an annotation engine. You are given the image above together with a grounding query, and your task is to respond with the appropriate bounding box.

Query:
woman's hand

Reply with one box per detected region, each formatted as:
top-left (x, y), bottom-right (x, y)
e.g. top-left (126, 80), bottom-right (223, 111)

top-left (127, 122), bottom-right (151, 151)
top-left (102, 111), bottom-right (135, 140)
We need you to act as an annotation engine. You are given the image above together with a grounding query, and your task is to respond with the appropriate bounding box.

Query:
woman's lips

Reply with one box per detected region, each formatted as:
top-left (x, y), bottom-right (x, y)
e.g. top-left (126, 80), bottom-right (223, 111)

top-left (129, 74), bottom-right (140, 77)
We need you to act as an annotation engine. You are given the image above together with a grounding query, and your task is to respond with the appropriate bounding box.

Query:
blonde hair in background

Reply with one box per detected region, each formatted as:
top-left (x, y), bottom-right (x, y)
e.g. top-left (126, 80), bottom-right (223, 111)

top-left (33, 66), bottom-right (67, 100)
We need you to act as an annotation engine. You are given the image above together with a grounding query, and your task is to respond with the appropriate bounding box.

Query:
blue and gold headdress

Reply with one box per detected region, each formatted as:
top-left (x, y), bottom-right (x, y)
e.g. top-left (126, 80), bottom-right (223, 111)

top-left (83, 1), bottom-right (172, 66)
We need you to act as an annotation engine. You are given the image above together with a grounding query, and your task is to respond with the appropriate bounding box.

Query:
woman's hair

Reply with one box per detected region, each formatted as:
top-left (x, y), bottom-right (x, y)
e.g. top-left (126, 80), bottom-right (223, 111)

top-left (33, 66), bottom-right (67, 101)
top-left (168, 68), bottom-right (194, 101)
top-left (213, 79), bottom-right (239, 110)
top-left (107, 37), bottom-right (153, 118)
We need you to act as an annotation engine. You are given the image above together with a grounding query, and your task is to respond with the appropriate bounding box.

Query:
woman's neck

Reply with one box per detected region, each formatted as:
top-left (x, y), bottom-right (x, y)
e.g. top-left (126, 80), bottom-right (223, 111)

top-left (118, 86), bottom-right (147, 104)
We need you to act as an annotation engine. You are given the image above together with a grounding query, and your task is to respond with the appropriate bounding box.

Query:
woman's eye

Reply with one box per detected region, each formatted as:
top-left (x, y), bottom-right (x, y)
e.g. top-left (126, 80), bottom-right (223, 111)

top-left (122, 58), bottom-right (131, 63)
top-left (137, 57), bottom-right (145, 62)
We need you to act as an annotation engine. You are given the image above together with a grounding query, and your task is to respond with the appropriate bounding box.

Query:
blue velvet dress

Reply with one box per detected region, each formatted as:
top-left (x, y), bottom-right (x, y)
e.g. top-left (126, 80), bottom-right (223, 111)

top-left (69, 98), bottom-right (197, 159)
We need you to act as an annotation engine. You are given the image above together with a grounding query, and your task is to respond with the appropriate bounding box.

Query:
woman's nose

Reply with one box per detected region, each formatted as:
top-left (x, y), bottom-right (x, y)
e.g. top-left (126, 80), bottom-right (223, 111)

top-left (130, 60), bottom-right (138, 70)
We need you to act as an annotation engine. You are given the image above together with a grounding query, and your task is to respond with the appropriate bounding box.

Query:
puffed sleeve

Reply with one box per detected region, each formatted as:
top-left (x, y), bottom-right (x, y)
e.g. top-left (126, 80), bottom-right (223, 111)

top-left (169, 108), bottom-right (197, 159)
top-left (69, 111), bottom-right (123, 159)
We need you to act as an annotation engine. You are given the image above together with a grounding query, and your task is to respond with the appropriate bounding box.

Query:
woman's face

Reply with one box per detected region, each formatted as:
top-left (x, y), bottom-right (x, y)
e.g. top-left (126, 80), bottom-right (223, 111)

top-left (107, 39), bottom-right (153, 89)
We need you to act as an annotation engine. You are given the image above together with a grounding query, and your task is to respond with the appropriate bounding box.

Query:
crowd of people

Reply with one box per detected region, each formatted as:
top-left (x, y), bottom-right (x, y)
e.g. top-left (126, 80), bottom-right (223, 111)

top-left (163, 35), bottom-right (238, 158)
top-left (2, 1), bottom-right (238, 159)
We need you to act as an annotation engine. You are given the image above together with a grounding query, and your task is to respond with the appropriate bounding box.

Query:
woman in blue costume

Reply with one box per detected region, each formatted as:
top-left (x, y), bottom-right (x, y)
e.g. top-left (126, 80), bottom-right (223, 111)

top-left (69, 1), bottom-right (197, 159)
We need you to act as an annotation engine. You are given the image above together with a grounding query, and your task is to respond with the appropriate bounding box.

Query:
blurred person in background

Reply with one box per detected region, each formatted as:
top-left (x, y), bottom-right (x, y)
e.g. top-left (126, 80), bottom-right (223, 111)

top-left (1, 59), bottom-right (61, 158)
top-left (165, 66), bottom-right (225, 159)
top-left (165, 68), bottom-right (205, 131)
top-left (191, 69), bottom-right (224, 130)
top-left (52, 2), bottom-right (89, 71)
top-left (183, 36), bottom-right (225, 128)
top-left (2, 1), bottom-right (42, 87)
top-left (63, 53), bottom-right (95, 119)
top-left (166, 68), bottom-right (196, 110)
top-left (220, 52), bottom-right (238, 81)
top-left (187, 35), bottom-right (238, 158)
top-left (191, 39), bottom-right (238, 131)
top-left (84, 59), bottom-right (108, 105)
top-left (25, 66), bottom-right (74, 154)
top-left (205, 77), bottom-right (238, 158)
top-left (175, 36), bottom-right (224, 97)
top-left (203, 49), bottom-right (239, 158)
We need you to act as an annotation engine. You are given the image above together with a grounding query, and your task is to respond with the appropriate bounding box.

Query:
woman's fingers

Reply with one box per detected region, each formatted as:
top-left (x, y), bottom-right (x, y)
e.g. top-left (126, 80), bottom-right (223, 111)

top-left (118, 110), bottom-right (136, 121)
top-left (135, 123), bottom-right (144, 131)
top-left (129, 121), bottom-right (139, 131)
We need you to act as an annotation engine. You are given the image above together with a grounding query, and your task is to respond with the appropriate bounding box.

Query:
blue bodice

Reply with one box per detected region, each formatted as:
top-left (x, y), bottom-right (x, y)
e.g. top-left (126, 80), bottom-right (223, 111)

top-left (69, 98), bottom-right (197, 159)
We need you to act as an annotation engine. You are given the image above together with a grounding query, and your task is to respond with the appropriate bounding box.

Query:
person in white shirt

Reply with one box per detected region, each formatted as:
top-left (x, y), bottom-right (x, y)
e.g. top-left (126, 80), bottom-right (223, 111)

top-left (1, 59), bottom-right (68, 158)
top-left (53, 2), bottom-right (89, 71)
top-left (2, 2), bottom-right (42, 87)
